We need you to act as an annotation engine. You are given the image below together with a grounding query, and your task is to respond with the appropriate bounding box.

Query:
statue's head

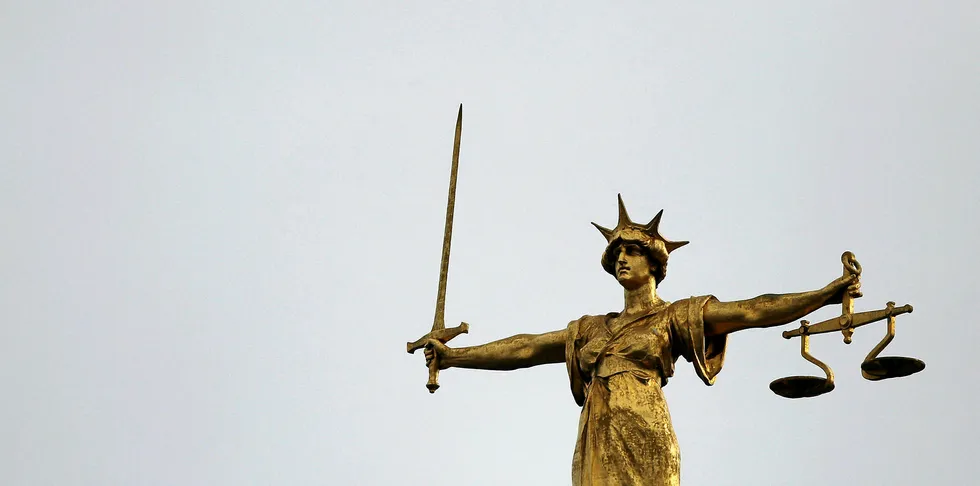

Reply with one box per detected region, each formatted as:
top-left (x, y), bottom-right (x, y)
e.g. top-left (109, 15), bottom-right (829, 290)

top-left (592, 194), bottom-right (688, 285)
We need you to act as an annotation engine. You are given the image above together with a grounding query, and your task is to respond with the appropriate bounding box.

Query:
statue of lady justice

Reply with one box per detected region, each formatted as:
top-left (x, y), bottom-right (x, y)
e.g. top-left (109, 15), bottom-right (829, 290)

top-left (419, 195), bottom-right (862, 486)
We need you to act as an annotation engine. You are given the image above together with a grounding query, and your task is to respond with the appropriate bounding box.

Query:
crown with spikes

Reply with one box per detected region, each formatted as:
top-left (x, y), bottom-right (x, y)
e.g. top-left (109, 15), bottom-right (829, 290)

top-left (592, 194), bottom-right (689, 280)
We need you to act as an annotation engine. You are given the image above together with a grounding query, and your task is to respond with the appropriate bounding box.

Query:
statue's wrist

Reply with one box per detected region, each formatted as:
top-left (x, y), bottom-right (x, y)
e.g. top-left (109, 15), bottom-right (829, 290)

top-left (822, 280), bottom-right (839, 297)
top-left (443, 348), bottom-right (461, 367)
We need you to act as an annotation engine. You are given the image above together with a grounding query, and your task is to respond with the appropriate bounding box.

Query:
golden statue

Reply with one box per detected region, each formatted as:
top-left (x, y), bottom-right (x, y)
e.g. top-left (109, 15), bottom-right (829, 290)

top-left (407, 106), bottom-right (923, 486)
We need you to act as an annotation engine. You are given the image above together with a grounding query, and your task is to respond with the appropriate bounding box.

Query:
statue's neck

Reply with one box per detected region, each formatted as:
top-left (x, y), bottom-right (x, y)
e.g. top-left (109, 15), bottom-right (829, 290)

top-left (622, 280), bottom-right (662, 316)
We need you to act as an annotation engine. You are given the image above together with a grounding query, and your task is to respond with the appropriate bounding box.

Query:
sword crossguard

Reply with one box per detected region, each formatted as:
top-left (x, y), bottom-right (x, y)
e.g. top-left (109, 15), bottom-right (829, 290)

top-left (406, 322), bottom-right (470, 393)
top-left (406, 322), bottom-right (470, 354)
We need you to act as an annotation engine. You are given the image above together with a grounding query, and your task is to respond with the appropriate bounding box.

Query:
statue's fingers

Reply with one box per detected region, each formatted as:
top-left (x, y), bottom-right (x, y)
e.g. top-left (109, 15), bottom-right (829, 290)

top-left (426, 338), bottom-right (444, 352)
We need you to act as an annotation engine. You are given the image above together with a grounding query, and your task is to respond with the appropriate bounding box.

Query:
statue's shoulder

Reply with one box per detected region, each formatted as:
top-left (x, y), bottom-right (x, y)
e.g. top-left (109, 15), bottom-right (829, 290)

top-left (665, 297), bottom-right (688, 313)
top-left (665, 295), bottom-right (717, 326)
top-left (566, 313), bottom-right (615, 337)
top-left (570, 312), bottom-right (617, 325)
top-left (667, 295), bottom-right (716, 311)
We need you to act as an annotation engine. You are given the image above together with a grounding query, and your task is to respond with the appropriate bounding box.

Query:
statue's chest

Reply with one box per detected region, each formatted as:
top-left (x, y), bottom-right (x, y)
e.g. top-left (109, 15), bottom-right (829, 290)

top-left (577, 314), bottom-right (672, 372)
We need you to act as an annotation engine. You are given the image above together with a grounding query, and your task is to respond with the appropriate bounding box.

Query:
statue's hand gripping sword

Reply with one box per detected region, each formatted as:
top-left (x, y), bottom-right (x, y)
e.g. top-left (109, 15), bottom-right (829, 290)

top-left (406, 105), bottom-right (470, 393)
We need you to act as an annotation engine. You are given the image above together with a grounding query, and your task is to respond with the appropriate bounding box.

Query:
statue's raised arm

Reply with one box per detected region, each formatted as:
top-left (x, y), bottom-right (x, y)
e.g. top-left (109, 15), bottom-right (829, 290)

top-left (702, 273), bottom-right (861, 337)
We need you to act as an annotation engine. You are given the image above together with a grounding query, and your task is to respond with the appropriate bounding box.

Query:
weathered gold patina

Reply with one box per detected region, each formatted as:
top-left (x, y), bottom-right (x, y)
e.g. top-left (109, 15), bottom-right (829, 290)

top-left (769, 252), bottom-right (923, 398)
top-left (405, 105), bottom-right (468, 393)
top-left (407, 107), bottom-right (923, 485)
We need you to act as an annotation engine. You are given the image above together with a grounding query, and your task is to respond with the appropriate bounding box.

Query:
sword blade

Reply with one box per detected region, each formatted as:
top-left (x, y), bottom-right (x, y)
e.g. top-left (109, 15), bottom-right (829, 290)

top-left (432, 104), bottom-right (462, 332)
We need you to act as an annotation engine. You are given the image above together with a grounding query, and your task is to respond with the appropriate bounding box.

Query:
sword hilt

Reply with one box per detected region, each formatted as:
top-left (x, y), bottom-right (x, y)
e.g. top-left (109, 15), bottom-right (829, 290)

top-left (407, 322), bottom-right (470, 394)
top-left (427, 359), bottom-right (441, 393)
top-left (406, 322), bottom-right (469, 354)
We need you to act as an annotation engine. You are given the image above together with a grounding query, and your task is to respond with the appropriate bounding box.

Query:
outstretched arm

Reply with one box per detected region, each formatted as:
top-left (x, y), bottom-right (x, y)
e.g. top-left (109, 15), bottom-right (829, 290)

top-left (703, 274), bottom-right (861, 337)
top-left (425, 329), bottom-right (567, 371)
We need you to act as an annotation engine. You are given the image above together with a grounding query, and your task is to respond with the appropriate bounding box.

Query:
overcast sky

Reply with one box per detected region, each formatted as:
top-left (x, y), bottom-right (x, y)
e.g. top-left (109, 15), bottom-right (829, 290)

top-left (3, 2), bottom-right (978, 485)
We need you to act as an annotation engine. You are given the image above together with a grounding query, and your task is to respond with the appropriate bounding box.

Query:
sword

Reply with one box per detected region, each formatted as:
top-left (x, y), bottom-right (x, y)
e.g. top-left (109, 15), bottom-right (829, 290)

top-left (406, 104), bottom-right (470, 393)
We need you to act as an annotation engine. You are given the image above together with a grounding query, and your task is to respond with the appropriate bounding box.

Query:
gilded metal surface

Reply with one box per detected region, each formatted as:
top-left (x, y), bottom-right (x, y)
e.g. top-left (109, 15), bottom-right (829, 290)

top-left (775, 252), bottom-right (924, 398)
top-left (408, 110), bottom-right (924, 484)
top-left (839, 251), bottom-right (861, 343)
top-left (406, 105), bottom-right (468, 393)
top-left (432, 104), bottom-right (463, 334)
top-left (770, 321), bottom-right (836, 399)
top-left (406, 322), bottom-right (469, 355)
top-left (861, 307), bottom-right (926, 380)
top-left (781, 303), bottom-right (913, 338)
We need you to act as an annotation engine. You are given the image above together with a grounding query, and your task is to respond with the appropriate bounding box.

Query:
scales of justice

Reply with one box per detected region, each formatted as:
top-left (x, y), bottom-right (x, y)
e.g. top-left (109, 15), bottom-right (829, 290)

top-left (406, 106), bottom-right (924, 485)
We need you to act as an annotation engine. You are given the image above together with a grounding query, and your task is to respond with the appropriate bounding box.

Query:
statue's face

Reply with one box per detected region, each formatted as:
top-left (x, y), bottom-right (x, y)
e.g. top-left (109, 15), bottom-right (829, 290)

top-left (614, 242), bottom-right (656, 289)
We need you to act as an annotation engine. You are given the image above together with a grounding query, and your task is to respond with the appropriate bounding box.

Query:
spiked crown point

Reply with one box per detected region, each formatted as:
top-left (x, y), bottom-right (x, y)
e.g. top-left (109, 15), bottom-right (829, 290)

top-left (617, 194), bottom-right (631, 227)
top-left (591, 222), bottom-right (614, 241)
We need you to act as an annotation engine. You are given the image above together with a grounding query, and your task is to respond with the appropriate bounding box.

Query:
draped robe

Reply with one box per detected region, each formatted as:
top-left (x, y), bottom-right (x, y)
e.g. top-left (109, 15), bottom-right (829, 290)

top-left (564, 296), bottom-right (728, 486)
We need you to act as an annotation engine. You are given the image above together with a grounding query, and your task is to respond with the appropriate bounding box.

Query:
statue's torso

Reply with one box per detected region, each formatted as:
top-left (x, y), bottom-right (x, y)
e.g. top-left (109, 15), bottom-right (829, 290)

top-left (574, 301), bottom-right (676, 388)
top-left (565, 296), bottom-right (727, 486)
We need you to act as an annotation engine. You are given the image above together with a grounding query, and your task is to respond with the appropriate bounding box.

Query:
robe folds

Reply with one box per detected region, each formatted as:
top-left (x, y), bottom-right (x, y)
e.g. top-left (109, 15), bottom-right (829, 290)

top-left (564, 296), bottom-right (728, 486)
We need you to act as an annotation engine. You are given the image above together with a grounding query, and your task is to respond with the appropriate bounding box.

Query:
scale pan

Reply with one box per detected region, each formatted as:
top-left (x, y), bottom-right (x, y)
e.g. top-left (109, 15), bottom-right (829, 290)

top-left (769, 376), bottom-right (835, 399)
top-left (861, 357), bottom-right (925, 381)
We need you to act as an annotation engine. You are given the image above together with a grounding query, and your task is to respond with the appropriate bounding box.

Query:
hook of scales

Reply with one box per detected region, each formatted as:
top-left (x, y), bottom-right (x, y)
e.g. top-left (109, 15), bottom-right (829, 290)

top-left (769, 252), bottom-right (925, 399)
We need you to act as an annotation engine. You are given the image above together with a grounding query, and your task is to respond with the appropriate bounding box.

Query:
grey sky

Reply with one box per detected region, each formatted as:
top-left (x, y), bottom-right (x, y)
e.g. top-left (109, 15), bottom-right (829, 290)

top-left (2, 2), bottom-right (977, 485)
